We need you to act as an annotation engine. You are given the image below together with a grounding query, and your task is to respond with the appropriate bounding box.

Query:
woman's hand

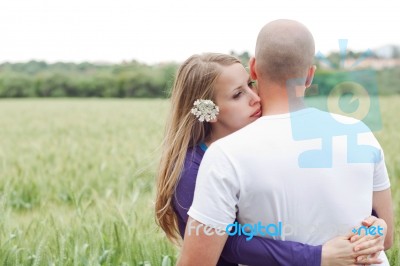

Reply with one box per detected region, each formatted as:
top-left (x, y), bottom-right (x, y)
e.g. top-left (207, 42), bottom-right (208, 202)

top-left (321, 235), bottom-right (382, 266)
top-left (350, 215), bottom-right (387, 264)
top-left (321, 215), bottom-right (386, 266)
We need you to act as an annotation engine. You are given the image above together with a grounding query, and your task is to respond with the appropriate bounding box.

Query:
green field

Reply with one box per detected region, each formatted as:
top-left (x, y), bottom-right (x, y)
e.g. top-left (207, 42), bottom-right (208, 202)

top-left (0, 98), bottom-right (398, 265)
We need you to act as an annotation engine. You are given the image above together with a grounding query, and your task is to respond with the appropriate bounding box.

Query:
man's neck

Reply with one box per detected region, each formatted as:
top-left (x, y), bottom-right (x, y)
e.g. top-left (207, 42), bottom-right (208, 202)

top-left (259, 82), bottom-right (306, 116)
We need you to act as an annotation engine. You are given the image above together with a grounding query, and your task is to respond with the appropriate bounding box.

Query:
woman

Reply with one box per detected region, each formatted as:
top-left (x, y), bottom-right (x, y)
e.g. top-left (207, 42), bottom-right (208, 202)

top-left (155, 53), bottom-right (387, 265)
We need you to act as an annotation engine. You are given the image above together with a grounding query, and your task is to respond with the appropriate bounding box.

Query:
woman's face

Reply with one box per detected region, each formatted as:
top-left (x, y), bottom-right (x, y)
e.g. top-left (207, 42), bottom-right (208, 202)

top-left (212, 63), bottom-right (261, 134)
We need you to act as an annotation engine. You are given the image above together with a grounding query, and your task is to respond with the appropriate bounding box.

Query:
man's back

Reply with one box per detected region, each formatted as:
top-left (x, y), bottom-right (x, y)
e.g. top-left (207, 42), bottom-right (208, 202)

top-left (189, 108), bottom-right (390, 245)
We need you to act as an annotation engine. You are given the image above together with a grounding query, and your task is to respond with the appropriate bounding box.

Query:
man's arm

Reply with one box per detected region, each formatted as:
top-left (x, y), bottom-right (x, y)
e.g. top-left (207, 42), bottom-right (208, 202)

top-left (177, 217), bottom-right (228, 266)
top-left (372, 188), bottom-right (394, 250)
top-left (179, 143), bottom-right (238, 265)
top-left (369, 135), bottom-right (393, 250)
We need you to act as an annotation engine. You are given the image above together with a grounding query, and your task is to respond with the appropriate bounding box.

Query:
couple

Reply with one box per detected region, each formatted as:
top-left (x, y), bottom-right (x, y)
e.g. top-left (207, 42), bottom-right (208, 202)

top-left (155, 19), bottom-right (393, 265)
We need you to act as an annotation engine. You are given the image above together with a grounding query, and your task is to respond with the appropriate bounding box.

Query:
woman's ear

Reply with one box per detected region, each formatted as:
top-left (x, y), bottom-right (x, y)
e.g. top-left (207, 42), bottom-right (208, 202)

top-left (208, 117), bottom-right (217, 123)
top-left (305, 65), bottom-right (316, 88)
top-left (249, 57), bottom-right (257, 80)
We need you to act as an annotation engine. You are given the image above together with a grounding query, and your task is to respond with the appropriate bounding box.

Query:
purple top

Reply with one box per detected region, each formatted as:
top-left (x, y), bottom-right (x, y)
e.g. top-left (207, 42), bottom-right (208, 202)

top-left (173, 145), bottom-right (322, 266)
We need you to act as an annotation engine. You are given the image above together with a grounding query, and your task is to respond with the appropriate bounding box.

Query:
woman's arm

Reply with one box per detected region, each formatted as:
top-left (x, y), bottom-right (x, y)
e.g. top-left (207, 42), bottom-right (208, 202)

top-left (176, 198), bottom-right (321, 266)
top-left (174, 152), bottom-right (322, 266)
top-left (176, 186), bottom-right (384, 266)
top-left (221, 220), bottom-right (386, 266)
top-left (221, 234), bottom-right (321, 266)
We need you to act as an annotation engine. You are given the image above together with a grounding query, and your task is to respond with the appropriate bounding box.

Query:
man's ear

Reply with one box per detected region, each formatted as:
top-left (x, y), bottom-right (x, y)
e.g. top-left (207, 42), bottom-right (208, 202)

top-left (305, 65), bottom-right (316, 88)
top-left (249, 57), bottom-right (257, 80)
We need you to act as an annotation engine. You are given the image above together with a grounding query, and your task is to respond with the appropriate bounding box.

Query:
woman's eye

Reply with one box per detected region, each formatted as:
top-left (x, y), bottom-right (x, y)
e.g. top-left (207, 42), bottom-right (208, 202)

top-left (233, 91), bottom-right (242, 99)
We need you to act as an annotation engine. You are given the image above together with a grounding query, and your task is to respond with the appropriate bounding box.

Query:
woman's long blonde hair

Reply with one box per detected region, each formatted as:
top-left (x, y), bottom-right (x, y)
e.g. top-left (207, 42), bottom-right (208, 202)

top-left (155, 53), bottom-right (241, 244)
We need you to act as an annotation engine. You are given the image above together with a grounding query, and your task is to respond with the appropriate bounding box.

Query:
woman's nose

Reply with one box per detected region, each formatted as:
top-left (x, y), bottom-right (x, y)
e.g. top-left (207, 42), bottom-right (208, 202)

top-left (248, 88), bottom-right (260, 105)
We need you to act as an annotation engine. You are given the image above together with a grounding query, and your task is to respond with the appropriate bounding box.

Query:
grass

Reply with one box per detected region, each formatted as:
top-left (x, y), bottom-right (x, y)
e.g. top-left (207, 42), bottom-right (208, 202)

top-left (0, 97), bottom-right (398, 265)
top-left (0, 99), bottom-right (175, 265)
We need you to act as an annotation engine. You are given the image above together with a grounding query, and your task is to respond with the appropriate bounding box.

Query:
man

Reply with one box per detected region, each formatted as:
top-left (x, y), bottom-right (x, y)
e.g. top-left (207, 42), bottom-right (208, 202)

top-left (178, 19), bottom-right (393, 265)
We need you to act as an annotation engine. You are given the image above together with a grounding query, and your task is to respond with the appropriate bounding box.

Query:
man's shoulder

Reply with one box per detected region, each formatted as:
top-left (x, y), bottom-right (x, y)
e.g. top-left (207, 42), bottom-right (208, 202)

top-left (208, 123), bottom-right (261, 156)
top-left (322, 110), bottom-right (373, 134)
top-left (293, 108), bottom-right (372, 133)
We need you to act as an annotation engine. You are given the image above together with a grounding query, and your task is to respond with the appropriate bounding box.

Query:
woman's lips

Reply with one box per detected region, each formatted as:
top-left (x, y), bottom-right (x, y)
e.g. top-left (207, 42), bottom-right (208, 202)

top-left (251, 109), bottom-right (262, 117)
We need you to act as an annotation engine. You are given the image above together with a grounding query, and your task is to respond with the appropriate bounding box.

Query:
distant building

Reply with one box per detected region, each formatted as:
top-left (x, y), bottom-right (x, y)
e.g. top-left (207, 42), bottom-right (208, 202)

top-left (344, 58), bottom-right (400, 70)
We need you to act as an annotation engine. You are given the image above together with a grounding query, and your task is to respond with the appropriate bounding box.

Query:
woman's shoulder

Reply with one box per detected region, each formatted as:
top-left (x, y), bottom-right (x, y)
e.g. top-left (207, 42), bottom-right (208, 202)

top-left (178, 145), bottom-right (205, 185)
top-left (174, 145), bottom-right (205, 219)
top-left (184, 145), bottom-right (205, 166)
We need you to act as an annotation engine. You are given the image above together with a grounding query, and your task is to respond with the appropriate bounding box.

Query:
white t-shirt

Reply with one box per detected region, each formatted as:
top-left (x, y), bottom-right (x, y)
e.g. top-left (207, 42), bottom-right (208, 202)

top-left (188, 108), bottom-right (390, 263)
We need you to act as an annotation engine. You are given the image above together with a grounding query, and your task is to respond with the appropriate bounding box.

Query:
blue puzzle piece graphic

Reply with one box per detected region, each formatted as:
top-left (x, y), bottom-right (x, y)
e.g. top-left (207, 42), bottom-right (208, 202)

top-left (290, 110), bottom-right (381, 168)
top-left (287, 69), bottom-right (382, 168)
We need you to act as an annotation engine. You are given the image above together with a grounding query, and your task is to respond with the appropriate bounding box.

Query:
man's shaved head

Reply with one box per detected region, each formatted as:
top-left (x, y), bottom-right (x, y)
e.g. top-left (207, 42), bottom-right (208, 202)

top-left (255, 19), bottom-right (315, 85)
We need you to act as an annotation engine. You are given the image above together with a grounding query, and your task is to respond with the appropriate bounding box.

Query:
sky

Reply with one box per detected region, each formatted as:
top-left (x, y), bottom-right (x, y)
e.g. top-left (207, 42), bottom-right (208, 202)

top-left (0, 0), bottom-right (399, 64)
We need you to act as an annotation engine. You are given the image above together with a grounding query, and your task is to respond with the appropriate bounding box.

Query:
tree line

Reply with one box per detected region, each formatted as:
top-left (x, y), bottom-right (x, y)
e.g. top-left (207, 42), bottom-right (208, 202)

top-left (0, 60), bottom-right (178, 98)
top-left (0, 53), bottom-right (399, 98)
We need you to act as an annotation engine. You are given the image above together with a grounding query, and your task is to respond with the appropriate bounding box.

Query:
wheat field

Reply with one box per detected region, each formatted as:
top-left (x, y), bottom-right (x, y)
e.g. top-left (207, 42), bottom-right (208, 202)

top-left (0, 98), bottom-right (398, 265)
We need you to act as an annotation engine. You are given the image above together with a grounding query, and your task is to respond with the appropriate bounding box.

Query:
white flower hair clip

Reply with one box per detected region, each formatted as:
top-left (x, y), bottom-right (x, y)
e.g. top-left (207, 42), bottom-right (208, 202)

top-left (190, 99), bottom-right (219, 122)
